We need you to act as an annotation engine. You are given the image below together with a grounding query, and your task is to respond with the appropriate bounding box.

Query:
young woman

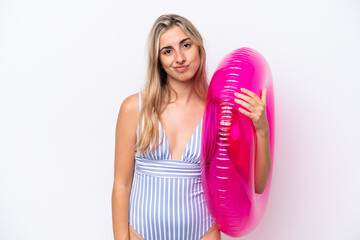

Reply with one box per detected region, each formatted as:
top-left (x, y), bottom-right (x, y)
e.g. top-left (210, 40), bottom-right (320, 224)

top-left (112, 14), bottom-right (271, 240)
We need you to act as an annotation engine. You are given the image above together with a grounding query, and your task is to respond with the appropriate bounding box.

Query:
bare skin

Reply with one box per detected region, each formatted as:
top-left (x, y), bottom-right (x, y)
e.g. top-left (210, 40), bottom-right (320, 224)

top-left (158, 25), bottom-right (204, 161)
top-left (112, 93), bottom-right (139, 240)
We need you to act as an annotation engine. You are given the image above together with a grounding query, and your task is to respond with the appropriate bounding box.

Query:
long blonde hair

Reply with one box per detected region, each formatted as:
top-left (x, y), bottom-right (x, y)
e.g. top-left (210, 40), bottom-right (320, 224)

top-left (136, 14), bottom-right (208, 154)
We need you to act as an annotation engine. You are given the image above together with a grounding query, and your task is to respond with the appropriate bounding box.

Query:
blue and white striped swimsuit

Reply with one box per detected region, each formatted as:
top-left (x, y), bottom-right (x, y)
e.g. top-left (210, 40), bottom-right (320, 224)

top-left (129, 92), bottom-right (215, 240)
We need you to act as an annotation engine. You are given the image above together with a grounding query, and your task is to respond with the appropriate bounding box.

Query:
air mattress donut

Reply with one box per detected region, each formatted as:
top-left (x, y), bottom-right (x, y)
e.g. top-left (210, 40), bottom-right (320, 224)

top-left (201, 47), bottom-right (275, 237)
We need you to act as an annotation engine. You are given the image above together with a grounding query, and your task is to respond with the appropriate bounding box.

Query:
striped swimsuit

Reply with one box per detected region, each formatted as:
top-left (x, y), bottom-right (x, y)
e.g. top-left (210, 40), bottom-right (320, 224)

top-left (128, 92), bottom-right (215, 240)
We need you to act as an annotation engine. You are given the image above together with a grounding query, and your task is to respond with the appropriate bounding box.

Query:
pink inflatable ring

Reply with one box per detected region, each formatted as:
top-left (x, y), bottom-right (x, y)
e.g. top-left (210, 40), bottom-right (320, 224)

top-left (201, 47), bottom-right (275, 237)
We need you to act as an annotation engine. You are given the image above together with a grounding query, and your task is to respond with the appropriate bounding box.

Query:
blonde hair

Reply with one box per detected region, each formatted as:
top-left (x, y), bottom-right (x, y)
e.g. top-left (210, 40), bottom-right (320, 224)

top-left (136, 14), bottom-right (208, 154)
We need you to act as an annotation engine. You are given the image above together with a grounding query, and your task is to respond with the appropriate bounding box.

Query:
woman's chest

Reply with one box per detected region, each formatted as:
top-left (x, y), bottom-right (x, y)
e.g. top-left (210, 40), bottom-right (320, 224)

top-left (160, 106), bottom-right (204, 160)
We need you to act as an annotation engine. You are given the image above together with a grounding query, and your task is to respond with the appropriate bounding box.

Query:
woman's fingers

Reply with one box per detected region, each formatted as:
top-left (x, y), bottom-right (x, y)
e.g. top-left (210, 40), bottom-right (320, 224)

top-left (233, 88), bottom-right (268, 131)
top-left (234, 92), bottom-right (256, 107)
top-left (234, 98), bottom-right (255, 112)
top-left (234, 88), bottom-right (267, 121)
top-left (237, 106), bottom-right (252, 118)
top-left (240, 88), bottom-right (263, 104)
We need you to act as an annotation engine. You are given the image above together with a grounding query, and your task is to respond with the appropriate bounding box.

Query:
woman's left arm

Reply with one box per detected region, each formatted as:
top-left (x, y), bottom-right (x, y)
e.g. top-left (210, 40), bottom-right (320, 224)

top-left (234, 88), bottom-right (271, 194)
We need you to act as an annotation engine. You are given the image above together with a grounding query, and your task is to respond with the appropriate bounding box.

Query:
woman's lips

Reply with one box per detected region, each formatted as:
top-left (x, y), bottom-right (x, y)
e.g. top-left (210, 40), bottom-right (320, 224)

top-left (174, 65), bottom-right (188, 72)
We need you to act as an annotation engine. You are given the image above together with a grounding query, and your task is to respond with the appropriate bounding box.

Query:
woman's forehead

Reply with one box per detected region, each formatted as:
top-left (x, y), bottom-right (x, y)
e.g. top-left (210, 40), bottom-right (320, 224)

top-left (159, 26), bottom-right (190, 49)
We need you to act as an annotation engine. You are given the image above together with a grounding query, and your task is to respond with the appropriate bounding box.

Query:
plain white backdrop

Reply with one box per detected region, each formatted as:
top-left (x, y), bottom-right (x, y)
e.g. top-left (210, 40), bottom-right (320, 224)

top-left (1, 0), bottom-right (359, 239)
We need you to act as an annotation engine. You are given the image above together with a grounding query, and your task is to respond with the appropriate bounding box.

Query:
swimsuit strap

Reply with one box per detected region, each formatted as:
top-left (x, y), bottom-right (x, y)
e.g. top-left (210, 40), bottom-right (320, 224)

top-left (136, 91), bottom-right (143, 142)
top-left (138, 91), bottom-right (142, 110)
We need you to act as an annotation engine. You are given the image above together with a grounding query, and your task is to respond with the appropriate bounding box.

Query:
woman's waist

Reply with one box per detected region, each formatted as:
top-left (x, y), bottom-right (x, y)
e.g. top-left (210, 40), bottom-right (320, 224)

top-left (134, 157), bottom-right (201, 178)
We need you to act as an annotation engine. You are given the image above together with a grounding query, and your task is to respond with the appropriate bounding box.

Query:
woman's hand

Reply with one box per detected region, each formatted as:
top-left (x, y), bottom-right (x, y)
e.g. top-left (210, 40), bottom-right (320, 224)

top-left (234, 88), bottom-right (269, 133)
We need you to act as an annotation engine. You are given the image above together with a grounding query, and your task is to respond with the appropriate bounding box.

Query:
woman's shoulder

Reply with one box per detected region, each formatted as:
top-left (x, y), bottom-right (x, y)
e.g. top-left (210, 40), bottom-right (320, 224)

top-left (121, 93), bottom-right (139, 111)
top-left (118, 93), bottom-right (140, 124)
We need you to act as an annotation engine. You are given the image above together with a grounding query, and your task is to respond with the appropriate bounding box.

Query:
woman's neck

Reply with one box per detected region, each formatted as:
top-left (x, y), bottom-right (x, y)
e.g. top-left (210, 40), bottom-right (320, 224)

top-left (166, 79), bottom-right (197, 106)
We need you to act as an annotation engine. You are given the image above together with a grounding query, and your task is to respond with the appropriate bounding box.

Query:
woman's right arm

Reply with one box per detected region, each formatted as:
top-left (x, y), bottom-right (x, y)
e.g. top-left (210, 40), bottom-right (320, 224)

top-left (112, 94), bottom-right (139, 240)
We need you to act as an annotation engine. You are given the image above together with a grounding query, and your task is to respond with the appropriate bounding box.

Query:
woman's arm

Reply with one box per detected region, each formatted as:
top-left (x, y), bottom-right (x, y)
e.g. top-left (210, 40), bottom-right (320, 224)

top-left (234, 88), bottom-right (271, 194)
top-left (254, 128), bottom-right (271, 194)
top-left (112, 94), bottom-right (139, 240)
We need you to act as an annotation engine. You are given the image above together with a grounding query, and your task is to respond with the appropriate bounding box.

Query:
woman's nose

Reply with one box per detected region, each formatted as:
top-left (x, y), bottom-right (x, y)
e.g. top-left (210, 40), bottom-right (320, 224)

top-left (175, 51), bottom-right (186, 64)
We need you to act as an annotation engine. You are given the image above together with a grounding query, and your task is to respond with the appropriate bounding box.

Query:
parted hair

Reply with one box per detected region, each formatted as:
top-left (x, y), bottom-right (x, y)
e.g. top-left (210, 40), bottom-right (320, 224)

top-left (136, 14), bottom-right (208, 154)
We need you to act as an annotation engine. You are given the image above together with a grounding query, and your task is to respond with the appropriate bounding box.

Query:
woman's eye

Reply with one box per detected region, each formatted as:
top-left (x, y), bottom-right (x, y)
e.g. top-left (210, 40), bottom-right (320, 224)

top-left (184, 43), bottom-right (191, 48)
top-left (163, 49), bottom-right (171, 55)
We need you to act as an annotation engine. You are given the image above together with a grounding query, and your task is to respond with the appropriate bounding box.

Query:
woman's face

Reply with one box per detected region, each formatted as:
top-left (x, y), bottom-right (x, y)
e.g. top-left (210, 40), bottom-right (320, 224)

top-left (158, 25), bottom-right (201, 84)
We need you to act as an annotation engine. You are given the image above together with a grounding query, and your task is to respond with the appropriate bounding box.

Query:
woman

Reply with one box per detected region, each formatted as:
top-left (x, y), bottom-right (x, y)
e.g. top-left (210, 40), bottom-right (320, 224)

top-left (112, 14), bottom-right (271, 240)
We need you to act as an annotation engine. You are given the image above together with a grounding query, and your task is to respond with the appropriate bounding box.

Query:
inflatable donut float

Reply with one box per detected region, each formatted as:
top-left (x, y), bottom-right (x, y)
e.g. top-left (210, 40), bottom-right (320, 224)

top-left (201, 47), bottom-right (275, 237)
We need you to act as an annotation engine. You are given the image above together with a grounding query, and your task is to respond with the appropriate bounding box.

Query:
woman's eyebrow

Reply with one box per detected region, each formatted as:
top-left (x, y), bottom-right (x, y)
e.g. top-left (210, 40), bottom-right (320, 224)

top-left (159, 38), bottom-right (191, 52)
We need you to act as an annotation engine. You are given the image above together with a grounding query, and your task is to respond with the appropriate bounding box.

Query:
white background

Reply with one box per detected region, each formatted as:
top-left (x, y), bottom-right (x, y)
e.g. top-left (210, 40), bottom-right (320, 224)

top-left (1, 0), bottom-right (359, 239)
